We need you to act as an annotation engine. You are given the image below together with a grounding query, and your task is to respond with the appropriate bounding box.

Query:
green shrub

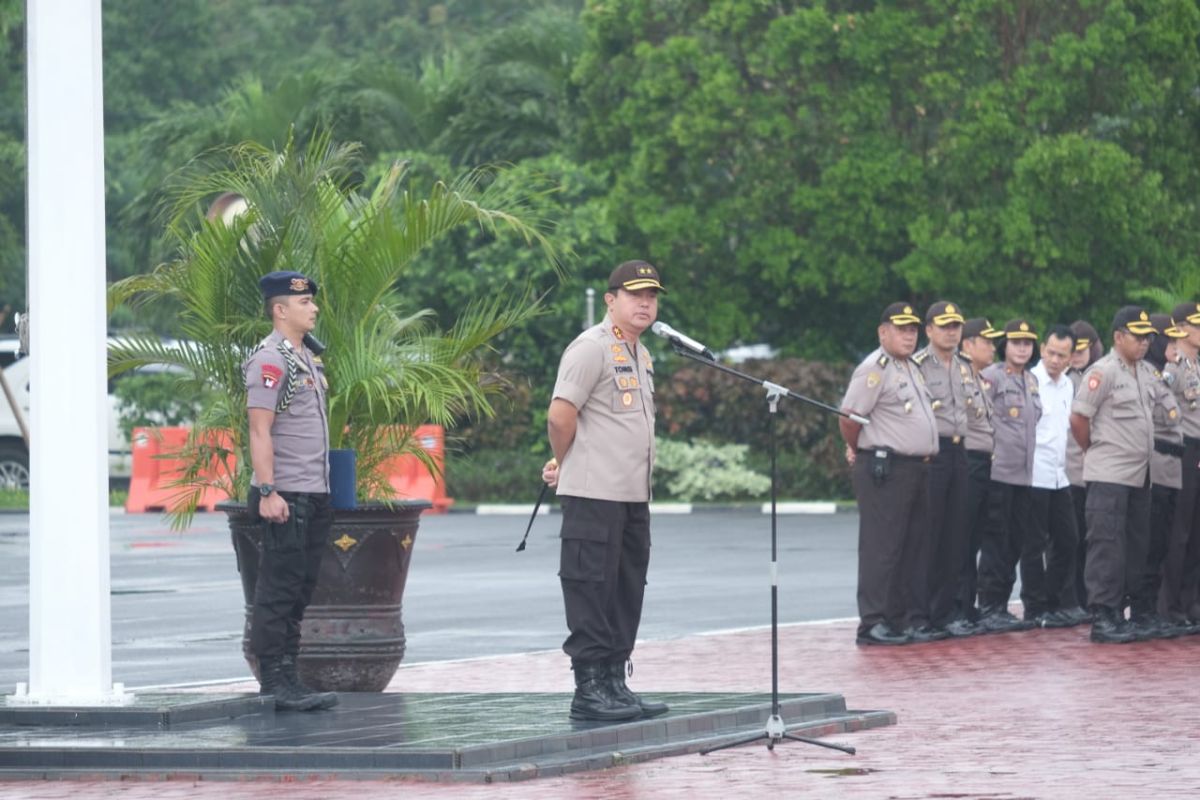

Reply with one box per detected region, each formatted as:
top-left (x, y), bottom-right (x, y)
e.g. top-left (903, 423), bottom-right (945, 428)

top-left (111, 371), bottom-right (211, 441)
top-left (653, 438), bottom-right (769, 502)
top-left (445, 448), bottom-right (548, 504)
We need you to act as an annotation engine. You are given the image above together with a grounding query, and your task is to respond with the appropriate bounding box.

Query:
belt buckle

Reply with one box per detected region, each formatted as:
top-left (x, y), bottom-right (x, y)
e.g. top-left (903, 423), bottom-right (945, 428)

top-left (952, 435), bottom-right (962, 445)
top-left (922, 455), bottom-right (932, 463)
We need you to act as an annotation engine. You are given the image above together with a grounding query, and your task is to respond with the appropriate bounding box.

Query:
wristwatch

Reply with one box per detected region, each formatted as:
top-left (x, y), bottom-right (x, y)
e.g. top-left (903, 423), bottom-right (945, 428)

top-left (258, 483), bottom-right (275, 498)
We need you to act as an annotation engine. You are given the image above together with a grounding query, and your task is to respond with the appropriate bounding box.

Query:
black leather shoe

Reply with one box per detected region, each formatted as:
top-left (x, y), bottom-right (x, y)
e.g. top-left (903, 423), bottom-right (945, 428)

top-left (608, 660), bottom-right (668, 718)
top-left (1036, 610), bottom-right (1075, 629)
top-left (906, 624), bottom-right (950, 643)
top-left (1059, 606), bottom-right (1092, 626)
top-left (1090, 608), bottom-right (1137, 644)
top-left (280, 654), bottom-right (339, 710)
top-left (977, 608), bottom-right (1033, 633)
top-left (942, 618), bottom-right (978, 637)
top-left (258, 656), bottom-right (323, 712)
top-left (1129, 613), bottom-right (1181, 640)
top-left (855, 623), bottom-right (911, 646)
top-left (570, 661), bottom-right (642, 721)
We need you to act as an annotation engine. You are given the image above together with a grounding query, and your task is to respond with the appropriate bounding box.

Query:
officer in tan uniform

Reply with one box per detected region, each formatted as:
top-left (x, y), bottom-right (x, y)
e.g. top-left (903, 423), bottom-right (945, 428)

top-left (1159, 302), bottom-right (1200, 629)
top-left (1070, 306), bottom-right (1157, 644)
top-left (243, 270), bottom-right (336, 711)
top-left (913, 301), bottom-right (974, 636)
top-left (840, 302), bottom-right (940, 645)
top-left (976, 319), bottom-right (1041, 632)
top-left (1061, 320), bottom-right (1103, 624)
top-left (542, 260), bottom-right (668, 721)
top-left (957, 318), bottom-right (1004, 623)
top-left (1131, 313), bottom-right (1187, 639)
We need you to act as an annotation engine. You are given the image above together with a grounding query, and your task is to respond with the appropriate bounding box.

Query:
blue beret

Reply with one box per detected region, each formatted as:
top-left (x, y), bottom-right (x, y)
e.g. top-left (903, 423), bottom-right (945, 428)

top-left (259, 270), bottom-right (318, 299)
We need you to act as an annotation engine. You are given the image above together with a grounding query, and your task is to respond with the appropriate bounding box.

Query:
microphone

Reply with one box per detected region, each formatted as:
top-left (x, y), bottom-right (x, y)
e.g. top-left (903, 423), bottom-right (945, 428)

top-left (651, 321), bottom-right (716, 360)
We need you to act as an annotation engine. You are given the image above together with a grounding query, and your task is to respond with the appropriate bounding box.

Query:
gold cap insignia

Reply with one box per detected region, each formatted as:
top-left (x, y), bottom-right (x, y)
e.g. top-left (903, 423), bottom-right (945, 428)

top-left (1019, 322), bottom-right (1029, 332)
top-left (1140, 311), bottom-right (1149, 321)
top-left (946, 304), bottom-right (956, 314)
top-left (903, 306), bottom-right (913, 315)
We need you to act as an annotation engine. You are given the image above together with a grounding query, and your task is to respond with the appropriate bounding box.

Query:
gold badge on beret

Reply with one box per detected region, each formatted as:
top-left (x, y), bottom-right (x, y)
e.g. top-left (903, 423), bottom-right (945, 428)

top-left (289, 277), bottom-right (309, 292)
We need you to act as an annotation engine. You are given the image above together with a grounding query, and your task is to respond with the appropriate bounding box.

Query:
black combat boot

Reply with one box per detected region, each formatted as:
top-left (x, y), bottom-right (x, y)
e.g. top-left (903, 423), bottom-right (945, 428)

top-left (609, 660), bottom-right (668, 718)
top-left (1089, 607), bottom-right (1137, 644)
top-left (280, 654), bottom-right (339, 710)
top-left (258, 656), bottom-right (323, 711)
top-left (569, 661), bottom-right (641, 721)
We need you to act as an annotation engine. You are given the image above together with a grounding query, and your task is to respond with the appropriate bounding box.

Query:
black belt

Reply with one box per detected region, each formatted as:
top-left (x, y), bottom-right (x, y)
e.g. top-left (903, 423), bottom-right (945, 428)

top-left (938, 435), bottom-right (964, 449)
top-left (1185, 436), bottom-right (1200, 449)
top-left (857, 449), bottom-right (933, 463)
top-left (966, 448), bottom-right (992, 460)
top-left (1155, 439), bottom-right (1185, 458)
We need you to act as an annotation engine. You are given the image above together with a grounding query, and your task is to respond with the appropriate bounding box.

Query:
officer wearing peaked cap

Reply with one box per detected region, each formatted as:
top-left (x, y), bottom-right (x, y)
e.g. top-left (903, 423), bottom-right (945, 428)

top-left (840, 302), bottom-right (940, 646)
top-left (243, 270), bottom-right (337, 711)
top-left (1070, 306), bottom-right (1157, 643)
top-left (976, 319), bottom-right (1042, 633)
top-left (542, 260), bottom-right (669, 721)
top-left (957, 318), bottom-right (1004, 623)
top-left (912, 302), bottom-right (975, 636)
top-left (1061, 320), bottom-right (1103, 621)
top-left (1159, 302), bottom-right (1200, 629)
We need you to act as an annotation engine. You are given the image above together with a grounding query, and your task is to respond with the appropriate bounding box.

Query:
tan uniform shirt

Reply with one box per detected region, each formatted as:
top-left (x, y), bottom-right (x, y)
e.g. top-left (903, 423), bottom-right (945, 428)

top-left (553, 315), bottom-right (656, 502)
top-left (1150, 368), bottom-right (1183, 489)
top-left (841, 348), bottom-right (939, 457)
top-left (1165, 356), bottom-right (1200, 440)
top-left (244, 330), bottom-right (330, 493)
top-left (913, 346), bottom-right (970, 440)
top-left (981, 362), bottom-right (1041, 486)
top-left (964, 357), bottom-right (996, 453)
top-left (1072, 352), bottom-right (1155, 488)
top-left (1066, 369), bottom-right (1086, 487)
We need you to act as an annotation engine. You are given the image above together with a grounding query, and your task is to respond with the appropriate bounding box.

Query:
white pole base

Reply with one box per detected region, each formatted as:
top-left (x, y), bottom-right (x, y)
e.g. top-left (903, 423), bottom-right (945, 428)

top-left (5, 681), bottom-right (135, 707)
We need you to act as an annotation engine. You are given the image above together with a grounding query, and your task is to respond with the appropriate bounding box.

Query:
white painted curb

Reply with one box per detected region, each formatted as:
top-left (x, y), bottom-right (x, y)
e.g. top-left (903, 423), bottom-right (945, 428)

top-left (649, 503), bottom-right (693, 514)
top-left (761, 501), bottom-right (838, 515)
top-left (476, 504), bottom-right (550, 516)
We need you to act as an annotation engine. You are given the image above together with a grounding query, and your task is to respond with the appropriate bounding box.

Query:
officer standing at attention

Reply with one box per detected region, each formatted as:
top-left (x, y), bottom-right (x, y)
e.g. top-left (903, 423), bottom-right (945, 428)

top-left (957, 318), bottom-right (1004, 624)
top-left (976, 319), bottom-right (1041, 632)
top-left (541, 261), bottom-right (669, 721)
top-left (1070, 306), bottom-right (1157, 644)
top-left (1159, 302), bottom-right (1200, 628)
top-left (244, 270), bottom-right (337, 711)
top-left (1062, 320), bottom-right (1103, 623)
top-left (840, 302), bottom-right (940, 645)
top-left (912, 301), bottom-right (974, 637)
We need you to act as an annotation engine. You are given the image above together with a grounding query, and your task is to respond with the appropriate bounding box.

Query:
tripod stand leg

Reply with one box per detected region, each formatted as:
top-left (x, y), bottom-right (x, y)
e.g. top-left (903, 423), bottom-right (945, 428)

top-left (781, 732), bottom-right (856, 755)
top-left (698, 731), bottom-right (768, 755)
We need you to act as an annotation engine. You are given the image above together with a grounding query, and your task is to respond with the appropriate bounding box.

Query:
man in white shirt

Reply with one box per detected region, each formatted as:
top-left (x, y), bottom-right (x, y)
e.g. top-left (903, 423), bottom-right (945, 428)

top-left (1026, 324), bottom-right (1079, 627)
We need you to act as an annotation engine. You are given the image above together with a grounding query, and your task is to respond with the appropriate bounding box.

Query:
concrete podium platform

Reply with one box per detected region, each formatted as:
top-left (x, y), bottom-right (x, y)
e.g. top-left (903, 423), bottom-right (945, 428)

top-left (0, 690), bottom-right (893, 782)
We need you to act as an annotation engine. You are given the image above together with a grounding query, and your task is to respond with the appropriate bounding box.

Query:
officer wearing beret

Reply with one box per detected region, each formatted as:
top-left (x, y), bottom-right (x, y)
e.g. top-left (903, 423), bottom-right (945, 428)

top-left (912, 302), bottom-right (975, 636)
top-left (243, 270), bottom-right (337, 710)
top-left (542, 260), bottom-right (669, 721)
top-left (1132, 314), bottom-right (1187, 638)
top-left (840, 302), bottom-right (940, 645)
top-left (957, 318), bottom-right (1004, 623)
top-left (1070, 306), bottom-right (1157, 643)
top-left (1061, 320), bottom-right (1103, 623)
top-left (1159, 302), bottom-right (1200, 629)
top-left (976, 319), bottom-right (1042, 633)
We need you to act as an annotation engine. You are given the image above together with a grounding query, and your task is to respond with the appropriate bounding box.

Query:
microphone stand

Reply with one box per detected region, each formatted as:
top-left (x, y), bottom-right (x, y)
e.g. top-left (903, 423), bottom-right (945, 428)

top-left (664, 346), bottom-right (858, 757)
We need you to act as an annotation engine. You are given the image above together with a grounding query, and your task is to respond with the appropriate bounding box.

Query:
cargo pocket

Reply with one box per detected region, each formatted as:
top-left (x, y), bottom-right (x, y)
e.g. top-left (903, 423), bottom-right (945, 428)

top-left (559, 520), bottom-right (610, 582)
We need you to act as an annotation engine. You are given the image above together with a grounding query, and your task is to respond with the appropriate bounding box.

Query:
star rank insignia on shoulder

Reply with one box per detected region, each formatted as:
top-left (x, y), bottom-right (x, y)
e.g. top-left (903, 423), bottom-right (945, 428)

top-left (612, 325), bottom-right (624, 340)
top-left (912, 349), bottom-right (929, 365)
top-left (877, 353), bottom-right (890, 368)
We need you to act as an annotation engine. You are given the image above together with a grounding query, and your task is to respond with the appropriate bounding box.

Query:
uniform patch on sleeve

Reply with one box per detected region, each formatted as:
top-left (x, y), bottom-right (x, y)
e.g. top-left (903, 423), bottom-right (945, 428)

top-left (1087, 373), bottom-right (1102, 391)
top-left (261, 364), bottom-right (283, 389)
top-left (866, 372), bottom-right (880, 388)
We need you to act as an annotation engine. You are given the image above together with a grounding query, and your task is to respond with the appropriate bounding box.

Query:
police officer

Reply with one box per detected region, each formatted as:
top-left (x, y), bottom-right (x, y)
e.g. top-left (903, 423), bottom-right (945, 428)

top-left (958, 318), bottom-right (1004, 623)
top-left (976, 319), bottom-right (1041, 633)
top-left (912, 301), bottom-right (974, 636)
top-left (840, 302), bottom-right (940, 645)
top-left (1061, 320), bottom-right (1103, 623)
top-left (244, 270), bottom-right (337, 711)
top-left (1070, 306), bottom-right (1157, 644)
top-left (541, 260), bottom-right (669, 721)
top-left (1132, 313), bottom-right (1187, 638)
top-left (1159, 302), bottom-right (1200, 629)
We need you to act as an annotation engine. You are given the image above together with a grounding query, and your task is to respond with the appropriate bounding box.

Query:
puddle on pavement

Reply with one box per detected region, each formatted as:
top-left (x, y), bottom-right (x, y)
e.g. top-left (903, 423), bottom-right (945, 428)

top-left (806, 767), bottom-right (876, 777)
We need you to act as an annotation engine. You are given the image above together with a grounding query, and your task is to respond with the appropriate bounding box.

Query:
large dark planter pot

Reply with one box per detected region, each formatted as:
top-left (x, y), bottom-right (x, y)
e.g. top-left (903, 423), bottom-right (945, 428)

top-left (221, 499), bottom-right (432, 692)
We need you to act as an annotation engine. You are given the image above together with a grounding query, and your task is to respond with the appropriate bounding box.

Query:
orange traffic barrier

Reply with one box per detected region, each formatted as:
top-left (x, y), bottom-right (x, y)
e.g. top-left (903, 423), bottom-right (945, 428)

top-left (379, 424), bottom-right (454, 514)
top-left (124, 427), bottom-right (233, 513)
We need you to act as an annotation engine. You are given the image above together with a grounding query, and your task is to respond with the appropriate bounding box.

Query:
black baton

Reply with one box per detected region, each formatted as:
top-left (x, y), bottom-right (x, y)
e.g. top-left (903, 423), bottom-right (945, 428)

top-left (516, 483), bottom-right (550, 552)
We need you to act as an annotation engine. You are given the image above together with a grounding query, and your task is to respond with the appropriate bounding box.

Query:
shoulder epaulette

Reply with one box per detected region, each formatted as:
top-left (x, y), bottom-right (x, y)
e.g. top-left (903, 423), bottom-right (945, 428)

top-left (955, 351), bottom-right (972, 364)
top-left (249, 337), bottom-right (299, 414)
top-left (912, 350), bottom-right (930, 365)
top-left (876, 353), bottom-right (890, 367)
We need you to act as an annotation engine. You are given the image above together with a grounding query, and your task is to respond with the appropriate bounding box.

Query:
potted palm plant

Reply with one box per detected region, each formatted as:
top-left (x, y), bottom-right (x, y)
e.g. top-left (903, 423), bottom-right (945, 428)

top-left (108, 132), bottom-right (556, 690)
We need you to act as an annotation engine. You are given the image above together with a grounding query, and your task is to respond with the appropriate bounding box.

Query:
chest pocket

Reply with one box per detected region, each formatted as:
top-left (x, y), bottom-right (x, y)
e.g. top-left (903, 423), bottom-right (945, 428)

top-left (1111, 384), bottom-right (1143, 419)
top-left (611, 375), bottom-right (644, 412)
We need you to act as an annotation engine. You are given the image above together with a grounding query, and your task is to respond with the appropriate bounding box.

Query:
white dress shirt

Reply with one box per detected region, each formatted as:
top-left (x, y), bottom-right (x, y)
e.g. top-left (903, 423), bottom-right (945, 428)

top-left (1031, 361), bottom-right (1074, 489)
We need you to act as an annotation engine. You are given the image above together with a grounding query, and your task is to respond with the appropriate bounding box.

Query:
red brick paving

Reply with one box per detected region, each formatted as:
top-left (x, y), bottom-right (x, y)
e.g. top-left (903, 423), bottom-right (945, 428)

top-left (4, 610), bottom-right (1200, 798)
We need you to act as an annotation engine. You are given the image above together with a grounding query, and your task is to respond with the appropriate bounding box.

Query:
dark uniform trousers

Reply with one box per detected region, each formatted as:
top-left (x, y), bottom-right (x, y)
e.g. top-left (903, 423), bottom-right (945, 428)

top-left (927, 439), bottom-right (967, 626)
top-left (559, 496), bottom-right (651, 664)
top-left (1159, 439), bottom-right (1200, 619)
top-left (958, 450), bottom-right (992, 620)
top-left (976, 481), bottom-right (1033, 612)
top-left (1069, 485), bottom-right (1088, 609)
top-left (249, 491), bottom-right (333, 659)
top-left (852, 455), bottom-right (931, 634)
top-left (1138, 484), bottom-right (1177, 616)
top-left (1026, 487), bottom-right (1079, 615)
top-left (1084, 480), bottom-right (1151, 611)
